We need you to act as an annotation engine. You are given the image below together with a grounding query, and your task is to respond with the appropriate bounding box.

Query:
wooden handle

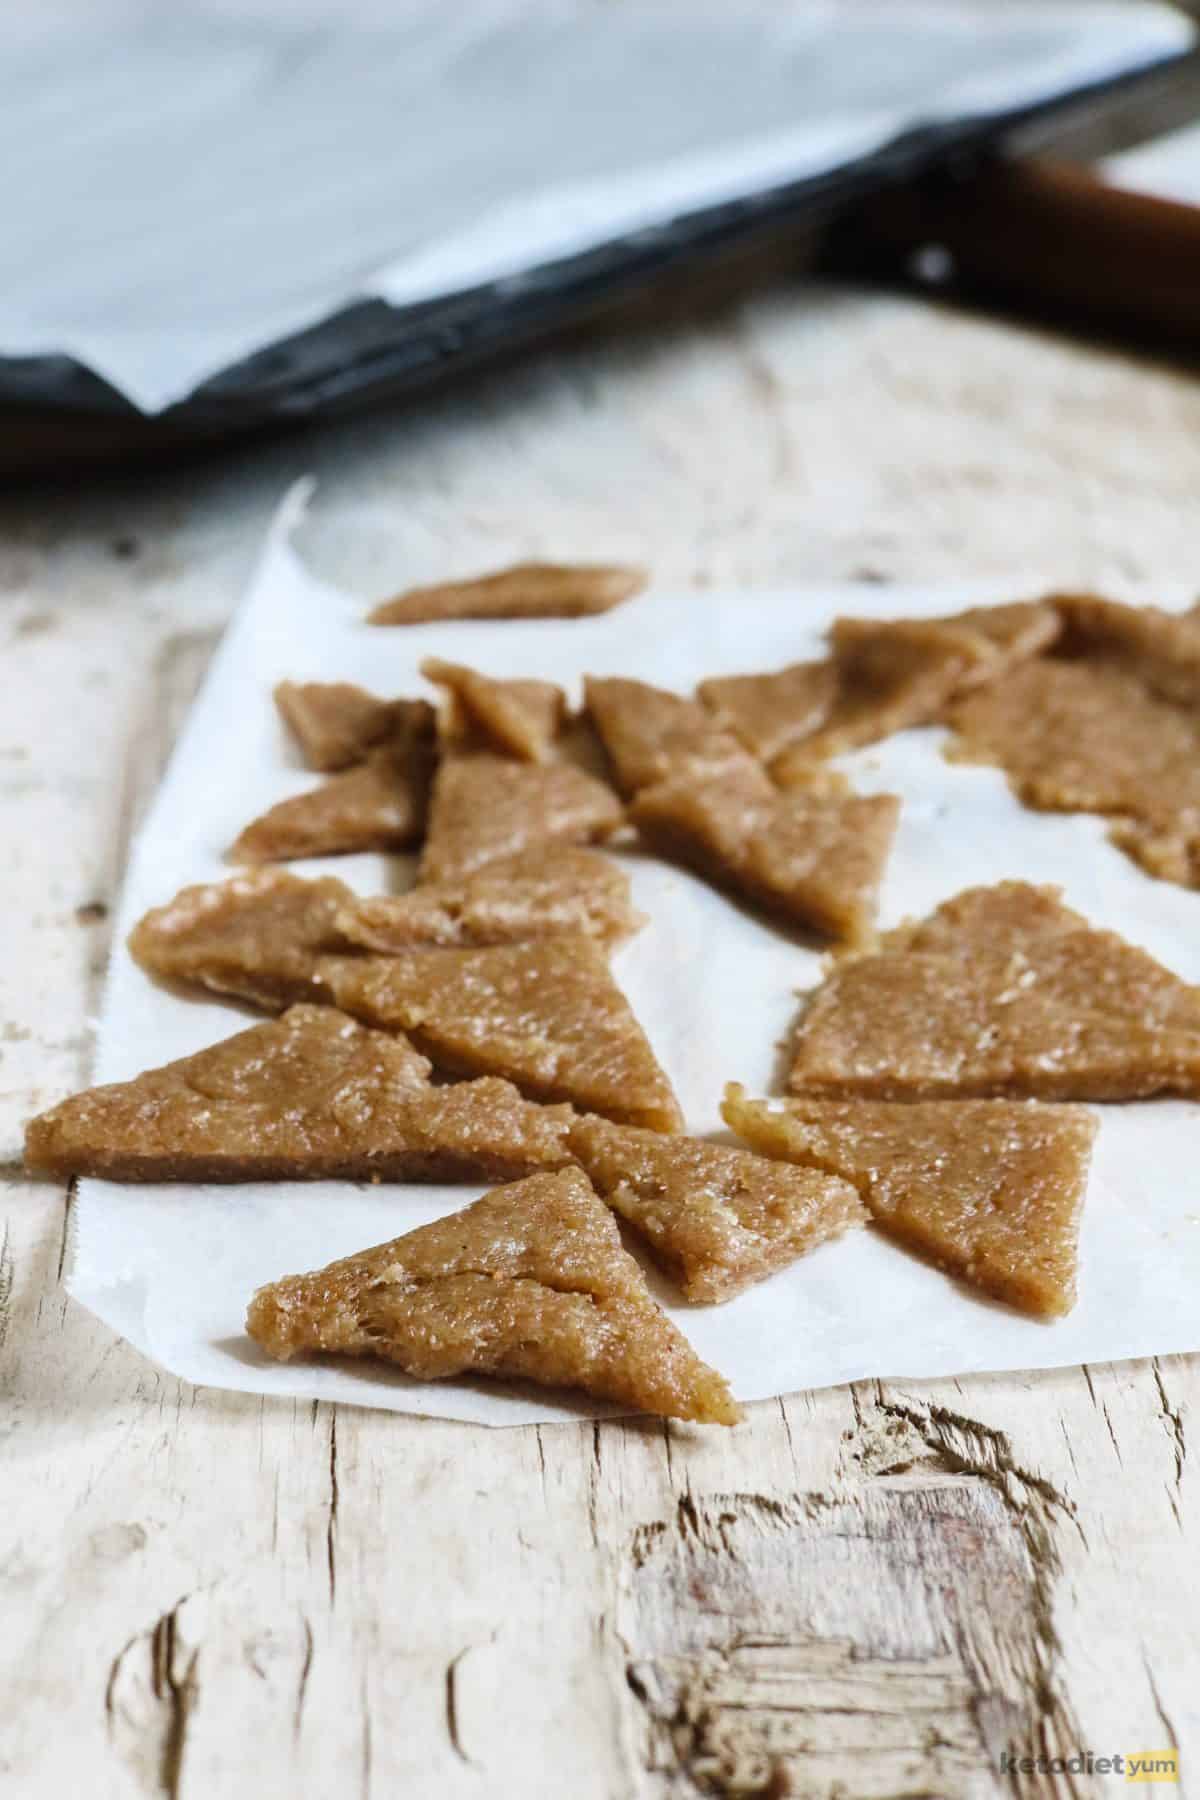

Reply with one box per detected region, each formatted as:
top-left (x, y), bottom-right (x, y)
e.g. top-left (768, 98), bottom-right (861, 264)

top-left (844, 157), bottom-right (1200, 344)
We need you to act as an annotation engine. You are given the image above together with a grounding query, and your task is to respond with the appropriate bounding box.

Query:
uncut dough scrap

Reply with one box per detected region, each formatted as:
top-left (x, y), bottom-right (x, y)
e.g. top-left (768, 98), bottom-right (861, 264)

top-left (723, 1086), bottom-right (1096, 1318)
top-left (789, 881), bottom-right (1200, 1100)
top-left (583, 676), bottom-right (747, 796)
top-left (337, 846), bottom-right (643, 950)
top-left (568, 1113), bottom-right (865, 1302)
top-left (1053, 591), bottom-right (1200, 709)
top-left (369, 561), bottom-right (646, 625)
top-left (129, 869), bottom-right (357, 1009)
top-left (230, 704), bottom-right (436, 862)
top-left (419, 753), bottom-right (622, 883)
top-left (421, 657), bottom-right (566, 761)
top-left (246, 1168), bottom-right (740, 1424)
top-left (632, 760), bottom-right (899, 945)
top-left (949, 610), bottom-right (1200, 890)
top-left (25, 1005), bottom-right (573, 1183)
top-left (274, 681), bottom-right (408, 771)
top-left (328, 936), bottom-right (683, 1131)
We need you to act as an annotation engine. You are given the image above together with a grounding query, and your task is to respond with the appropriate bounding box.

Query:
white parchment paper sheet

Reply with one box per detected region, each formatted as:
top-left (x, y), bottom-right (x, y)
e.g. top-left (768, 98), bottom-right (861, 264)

top-left (68, 486), bottom-right (1200, 1424)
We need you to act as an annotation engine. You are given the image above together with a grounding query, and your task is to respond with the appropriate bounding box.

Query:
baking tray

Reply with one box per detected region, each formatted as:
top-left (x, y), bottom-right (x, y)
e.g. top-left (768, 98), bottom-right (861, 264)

top-left (2, 5), bottom-right (1193, 472)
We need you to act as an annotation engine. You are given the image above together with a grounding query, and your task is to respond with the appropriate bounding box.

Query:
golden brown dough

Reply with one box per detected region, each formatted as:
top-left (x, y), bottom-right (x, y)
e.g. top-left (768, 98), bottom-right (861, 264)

top-left (327, 935), bottom-right (683, 1132)
top-left (129, 869), bottom-right (358, 1010)
top-left (948, 660), bottom-right (1200, 890)
top-left (789, 881), bottom-right (1200, 1100)
top-left (773, 618), bottom-right (984, 776)
top-left (1052, 592), bottom-right (1200, 709)
top-left (927, 599), bottom-right (1061, 681)
top-left (274, 681), bottom-right (410, 771)
top-left (369, 561), bottom-right (646, 625)
top-left (246, 1168), bottom-right (740, 1424)
top-left (421, 658), bottom-right (566, 761)
top-left (723, 1086), bottom-right (1096, 1318)
top-left (25, 1005), bottom-right (574, 1183)
top-left (337, 846), bottom-right (643, 951)
top-left (230, 706), bottom-right (436, 863)
top-left (568, 1112), bottom-right (864, 1302)
top-left (419, 752), bottom-right (621, 883)
top-left (583, 676), bottom-right (749, 796)
top-left (631, 760), bottom-right (899, 945)
top-left (697, 660), bottom-right (838, 761)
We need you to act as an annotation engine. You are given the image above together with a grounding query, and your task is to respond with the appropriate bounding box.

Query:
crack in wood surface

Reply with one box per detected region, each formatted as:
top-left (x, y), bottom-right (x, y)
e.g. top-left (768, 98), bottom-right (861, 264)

top-left (622, 1384), bottom-right (1095, 1799)
top-left (445, 1648), bottom-right (475, 1765)
top-left (860, 1392), bottom-right (1088, 1793)
top-left (0, 1219), bottom-right (12, 1352)
top-left (1151, 1360), bottom-right (1187, 1526)
top-left (105, 1593), bottom-right (203, 1799)
top-left (326, 1411), bottom-right (339, 1607)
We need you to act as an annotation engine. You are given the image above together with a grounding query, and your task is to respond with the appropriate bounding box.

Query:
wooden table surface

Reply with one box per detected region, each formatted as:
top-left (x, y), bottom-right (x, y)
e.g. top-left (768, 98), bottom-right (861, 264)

top-left (6, 151), bottom-right (1200, 1799)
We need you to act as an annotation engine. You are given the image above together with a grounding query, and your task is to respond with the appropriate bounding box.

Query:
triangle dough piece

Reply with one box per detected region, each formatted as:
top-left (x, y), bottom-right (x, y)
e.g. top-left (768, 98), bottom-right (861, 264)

top-left (25, 1005), bottom-right (575, 1183)
top-left (422, 657), bottom-right (566, 761)
top-left (230, 709), bottom-right (436, 862)
top-left (723, 1085), bottom-right (1096, 1317)
top-left (419, 752), bottom-right (622, 883)
top-left (789, 881), bottom-right (1200, 1099)
top-left (245, 1167), bottom-right (740, 1423)
top-left (697, 660), bottom-right (838, 761)
top-left (129, 870), bottom-right (358, 1009)
top-left (326, 935), bottom-right (683, 1131)
top-left (274, 682), bottom-right (412, 772)
top-left (368, 561), bottom-right (646, 625)
top-left (632, 761), bottom-right (899, 945)
top-left (948, 598), bottom-right (1061, 662)
top-left (773, 613), bottom-right (1009, 777)
top-left (583, 676), bottom-right (749, 796)
top-left (568, 1113), bottom-right (865, 1302)
top-left (337, 845), bottom-right (643, 950)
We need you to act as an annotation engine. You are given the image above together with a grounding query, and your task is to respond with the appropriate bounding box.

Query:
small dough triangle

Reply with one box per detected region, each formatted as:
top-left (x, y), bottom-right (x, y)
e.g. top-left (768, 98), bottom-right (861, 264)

top-left (909, 598), bottom-right (1060, 671)
top-left (419, 752), bottom-right (621, 883)
top-left (697, 660), bottom-right (838, 761)
top-left (230, 707), bottom-right (436, 862)
top-left (25, 1005), bottom-right (574, 1183)
top-left (129, 869), bottom-right (357, 1010)
top-left (246, 1167), bottom-right (740, 1423)
top-left (723, 1085), bottom-right (1096, 1317)
top-left (368, 561), bottom-right (646, 625)
top-left (337, 845), bottom-right (643, 950)
top-left (422, 657), bottom-right (566, 761)
top-left (327, 935), bottom-right (683, 1131)
top-left (568, 1113), bottom-right (865, 1302)
top-left (789, 881), bottom-right (1200, 1100)
top-left (274, 681), bottom-right (411, 771)
top-left (632, 761), bottom-right (899, 945)
top-left (584, 676), bottom-right (748, 796)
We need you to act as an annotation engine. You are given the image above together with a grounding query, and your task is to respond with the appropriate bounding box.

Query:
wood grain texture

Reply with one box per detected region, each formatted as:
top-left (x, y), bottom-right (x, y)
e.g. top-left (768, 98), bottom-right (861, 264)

top-left (5, 59), bottom-right (1200, 1799)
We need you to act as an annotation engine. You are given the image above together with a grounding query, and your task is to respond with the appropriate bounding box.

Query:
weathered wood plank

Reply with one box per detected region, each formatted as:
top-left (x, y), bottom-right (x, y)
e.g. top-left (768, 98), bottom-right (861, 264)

top-left (4, 118), bottom-right (1200, 1796)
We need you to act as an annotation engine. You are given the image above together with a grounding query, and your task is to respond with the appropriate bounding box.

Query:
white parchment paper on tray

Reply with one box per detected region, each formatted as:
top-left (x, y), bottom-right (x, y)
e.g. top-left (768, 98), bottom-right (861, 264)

top-left (69, 486), bottom-right (1200, 1425)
